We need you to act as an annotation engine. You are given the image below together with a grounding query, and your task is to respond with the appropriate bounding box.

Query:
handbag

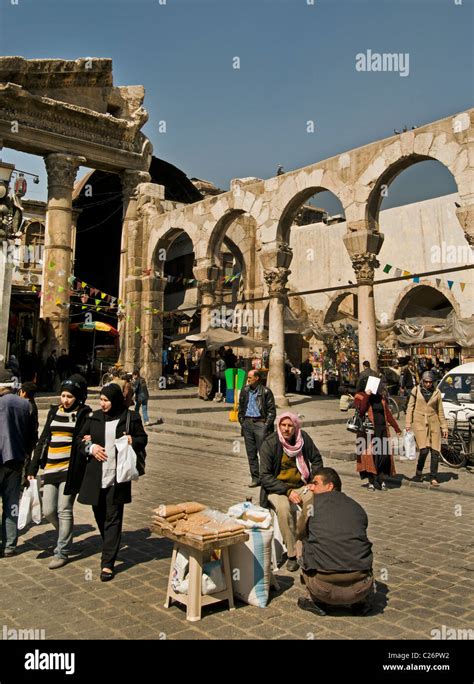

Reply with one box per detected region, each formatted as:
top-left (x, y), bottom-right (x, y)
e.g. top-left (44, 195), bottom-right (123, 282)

top-left (346, 408), bottom-right (374, 434)
top-left (125, 410), bottom-right (146, 476)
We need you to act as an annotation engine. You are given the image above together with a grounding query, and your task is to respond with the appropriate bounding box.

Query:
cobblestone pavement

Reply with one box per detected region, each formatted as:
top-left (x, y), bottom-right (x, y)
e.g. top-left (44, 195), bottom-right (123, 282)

top-left (1, 395), bottom-right (473, 641)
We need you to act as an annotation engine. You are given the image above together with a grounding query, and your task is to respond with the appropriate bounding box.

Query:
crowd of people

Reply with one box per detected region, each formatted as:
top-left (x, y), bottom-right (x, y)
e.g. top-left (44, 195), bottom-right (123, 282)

top-left (0, 344), bottom-right (453, 618)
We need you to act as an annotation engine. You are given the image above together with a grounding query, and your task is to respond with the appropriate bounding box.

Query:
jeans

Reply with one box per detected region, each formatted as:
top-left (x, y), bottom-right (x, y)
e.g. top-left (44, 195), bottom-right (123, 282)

top-left (0, 464), bottom-right (22, 553)
top-left (242, 419), bottom-right (267, 480)
top-left (42, 480), bottom-right (75, 559)
top-left (135, 400), bottom-right (149, 423)
top-left (417, 447), bottom-right (440, 480)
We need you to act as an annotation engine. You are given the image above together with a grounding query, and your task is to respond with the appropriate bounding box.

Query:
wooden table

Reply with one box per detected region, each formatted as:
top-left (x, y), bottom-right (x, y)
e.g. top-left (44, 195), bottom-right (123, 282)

top-left (156, 528), bottom-right (249, 622)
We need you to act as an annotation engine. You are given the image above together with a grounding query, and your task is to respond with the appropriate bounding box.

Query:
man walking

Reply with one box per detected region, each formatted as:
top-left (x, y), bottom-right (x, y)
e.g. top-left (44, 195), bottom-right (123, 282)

top-left (132, 369), bottom-right (150, 426)
top-left (0, 369), bottom-right (36, 556)
top-left (238, 370), bottom-right (276, 487)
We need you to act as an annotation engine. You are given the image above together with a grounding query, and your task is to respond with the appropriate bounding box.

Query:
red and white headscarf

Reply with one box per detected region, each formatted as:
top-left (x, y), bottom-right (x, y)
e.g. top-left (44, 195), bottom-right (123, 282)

top-left (277, 412), bottom-right (310, 483)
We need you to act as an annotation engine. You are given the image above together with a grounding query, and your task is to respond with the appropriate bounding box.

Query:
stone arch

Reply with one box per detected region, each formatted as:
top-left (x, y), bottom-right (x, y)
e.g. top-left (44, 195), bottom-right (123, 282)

top-left (151, 228), bottom-right (192, 276)
top-left (365, 154), bottom-right (461, 232)
top-left (276, 183), bottom-right (346, 244)
top-left (206, 209), bottom-right (247, 260)
top-left (324, 290), bottom-right (358, 325)
top-left (390, 282), bottom-right (461, 321)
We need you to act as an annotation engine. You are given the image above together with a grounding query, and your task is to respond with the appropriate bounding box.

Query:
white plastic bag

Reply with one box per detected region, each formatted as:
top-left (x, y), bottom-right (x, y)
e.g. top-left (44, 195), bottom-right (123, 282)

top-left (403, 430), bottom-right (417, 461)
top-left (227, 502), bottom-right (272, 529)
top-left (171, 550), bottom-right (225, 595)
top-left (18, 479), bottom-right (42, 530)
top-left (115, 435), bottom-right (139, 483)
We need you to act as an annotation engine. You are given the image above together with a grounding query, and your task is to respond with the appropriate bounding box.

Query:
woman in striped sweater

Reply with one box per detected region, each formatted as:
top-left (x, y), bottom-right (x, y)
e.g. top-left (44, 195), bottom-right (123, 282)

top-left (27, 374), bottom-right (91, 569)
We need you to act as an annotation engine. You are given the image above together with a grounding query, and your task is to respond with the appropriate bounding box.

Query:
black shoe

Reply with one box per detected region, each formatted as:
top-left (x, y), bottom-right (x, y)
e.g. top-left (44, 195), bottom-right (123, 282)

top-left (100, 569), bottom-right (114, 582)
top-left (350, 601), bottom-right (371, 616)
top-left (286, 558), bottom-right (300, 572)
top-left (248, 479), bottom-right (260, 488)
top-left (297, 597), bottom-right (327, 616)
top-left (3, 549), bottom-right (16, 558)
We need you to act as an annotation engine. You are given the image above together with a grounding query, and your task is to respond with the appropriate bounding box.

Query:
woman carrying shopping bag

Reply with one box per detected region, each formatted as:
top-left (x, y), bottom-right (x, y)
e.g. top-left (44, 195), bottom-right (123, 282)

top-left (405, 371), bottom-right (448, 487)
top-left (354, 378), bottom-right (401, 491)
top-left (27, 374), bottom-right (90, 569)
top-left (76, 384), bottom-right (147, 581)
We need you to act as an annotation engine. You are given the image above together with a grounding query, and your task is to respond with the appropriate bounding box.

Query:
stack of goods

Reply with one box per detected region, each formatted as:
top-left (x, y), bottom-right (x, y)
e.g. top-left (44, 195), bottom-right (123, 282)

top-left (151, 502), bottom-right (246, 542)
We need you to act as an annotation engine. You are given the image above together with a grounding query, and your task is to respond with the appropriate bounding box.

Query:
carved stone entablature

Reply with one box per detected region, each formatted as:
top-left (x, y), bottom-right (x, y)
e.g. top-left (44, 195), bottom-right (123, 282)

top-left (351, 252), bottom-right (380, 284)
top-left (0, 84), bottom-right (150, 163)
top-left (264, 267), bottom-right (291, 296)
top-left (121, 170), bottom-right (151, 201)
top-left (44, 153), bottom-right (84, 190)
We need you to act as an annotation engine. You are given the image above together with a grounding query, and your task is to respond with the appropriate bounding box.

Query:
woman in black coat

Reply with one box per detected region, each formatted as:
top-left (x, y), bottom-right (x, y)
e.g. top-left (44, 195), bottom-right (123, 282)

top-left (76, 384), bottom-right (147, 581)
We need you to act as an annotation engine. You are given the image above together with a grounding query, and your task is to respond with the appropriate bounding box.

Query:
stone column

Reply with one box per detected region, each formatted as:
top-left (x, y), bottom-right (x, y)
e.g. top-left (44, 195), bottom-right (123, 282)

top-left (140, 275), bottom-right (167, 387)
top-left (0, 242), bottom-right (13, 365)
top-left (118, 169), bottom-right (151, 368)
top-left (40, 153), bottom-right (85, 355)
top-left (343, 230), bottom-right (384, 372)
top-left (264, 267), bottom-right (291, 407)
top-left (197, 279), bottom-right (217, 332)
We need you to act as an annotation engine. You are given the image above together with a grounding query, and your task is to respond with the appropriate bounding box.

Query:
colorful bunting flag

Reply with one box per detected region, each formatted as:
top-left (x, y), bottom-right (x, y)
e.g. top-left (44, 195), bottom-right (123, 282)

top-left (383, 264), bottom-right (392, 274)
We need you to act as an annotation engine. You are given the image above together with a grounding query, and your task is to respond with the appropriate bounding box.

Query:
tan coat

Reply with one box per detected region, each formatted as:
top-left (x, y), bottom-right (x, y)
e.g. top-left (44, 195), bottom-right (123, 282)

top-left (405, 387), bottom-right (447, 451)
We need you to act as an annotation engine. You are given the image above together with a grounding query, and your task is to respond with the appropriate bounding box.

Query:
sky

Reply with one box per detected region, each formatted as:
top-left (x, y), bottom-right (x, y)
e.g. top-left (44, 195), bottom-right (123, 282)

top-left (0, 0), bottom-right (472, 212)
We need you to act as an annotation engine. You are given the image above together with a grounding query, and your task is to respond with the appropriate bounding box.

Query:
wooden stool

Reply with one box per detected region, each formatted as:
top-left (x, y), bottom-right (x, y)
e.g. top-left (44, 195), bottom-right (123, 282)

top-left (160, 530), bottom-right (249, 622)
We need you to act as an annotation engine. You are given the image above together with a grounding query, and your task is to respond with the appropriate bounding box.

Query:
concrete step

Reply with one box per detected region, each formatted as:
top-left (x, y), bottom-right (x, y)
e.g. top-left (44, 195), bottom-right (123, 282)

top-left (147, 429), bottom-right (354, 463)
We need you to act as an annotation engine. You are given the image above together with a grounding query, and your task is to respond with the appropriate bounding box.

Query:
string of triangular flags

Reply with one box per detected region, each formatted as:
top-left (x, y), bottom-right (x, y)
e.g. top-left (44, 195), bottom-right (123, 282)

top-left (382, 263), bottom-right (468, 293)
top-left (150, 270), bottom-right (242, 285)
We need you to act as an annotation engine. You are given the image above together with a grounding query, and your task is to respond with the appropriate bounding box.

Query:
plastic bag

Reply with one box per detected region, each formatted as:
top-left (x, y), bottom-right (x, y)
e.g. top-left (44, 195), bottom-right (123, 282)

top-left (227, 502), bottom-right (272, 529)
top-left (171, 550), bottom-right (226, 595)
top-left (18, 479), bottom-right (42, 530)
top-left (115, 435), bottom-right (139, 483)
top-left (403, 430), bottom-right (417, 461)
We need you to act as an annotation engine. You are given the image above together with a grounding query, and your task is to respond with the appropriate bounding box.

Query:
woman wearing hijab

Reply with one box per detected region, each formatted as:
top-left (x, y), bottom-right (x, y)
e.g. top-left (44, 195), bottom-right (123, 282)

top-left (354, 377), bottom-right (401, 492)
top-left (406, 371), bottom-right (448, 487)
top-left (76, 384), bottom-right (147, 581)
top-left (27, 374), bottom-right (90, 569)
top-left (259, 412), bottom-right (323, 571)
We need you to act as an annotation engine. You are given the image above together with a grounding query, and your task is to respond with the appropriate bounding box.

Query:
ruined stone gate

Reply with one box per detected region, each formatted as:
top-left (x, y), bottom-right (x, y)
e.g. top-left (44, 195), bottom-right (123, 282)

top-left (129, 109), bottom-right (473, 404)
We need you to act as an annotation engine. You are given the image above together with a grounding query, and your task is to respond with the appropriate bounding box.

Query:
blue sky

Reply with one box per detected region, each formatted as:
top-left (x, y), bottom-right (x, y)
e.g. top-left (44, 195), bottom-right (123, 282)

top-left (1, 0), bottom-right (472, 211)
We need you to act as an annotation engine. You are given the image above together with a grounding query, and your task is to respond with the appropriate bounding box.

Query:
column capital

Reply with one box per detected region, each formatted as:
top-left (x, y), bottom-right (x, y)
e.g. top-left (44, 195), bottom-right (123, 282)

top-left (264, 267), bottom-right (290, 296)
top-left (258, 241), bottom-right (293, 271)
top-left (456, 205), bottom-right (474, 246)
top-left (343, 229), bottom-right (384, 259)
top-left (121, 169), bottom-right (152, 200)
top-left (44, 153), bottom-right (86, 190)
top-left (351, 252), bottom-right (380, 284)
top-left (197, 278), bottom-right (216, 296)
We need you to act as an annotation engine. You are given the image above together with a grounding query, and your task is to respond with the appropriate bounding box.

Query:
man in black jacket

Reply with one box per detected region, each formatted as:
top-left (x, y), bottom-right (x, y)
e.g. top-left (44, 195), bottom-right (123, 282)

top-left (259, 414), bottom-right (323, 571)
top-left (296, 467), bottom-right (374, 616)
top-left (238, 370), bottom-right (276, 488)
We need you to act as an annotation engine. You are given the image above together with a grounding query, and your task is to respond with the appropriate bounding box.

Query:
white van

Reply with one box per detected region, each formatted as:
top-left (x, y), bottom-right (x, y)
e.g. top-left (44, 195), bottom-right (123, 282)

top-left (438, 362), bottom-right (474, 429)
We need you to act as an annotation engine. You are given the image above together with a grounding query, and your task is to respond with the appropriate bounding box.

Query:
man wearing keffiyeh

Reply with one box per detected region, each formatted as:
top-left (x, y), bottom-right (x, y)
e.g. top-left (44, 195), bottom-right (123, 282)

top-left (259, 412), bottom-right (323, 572)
